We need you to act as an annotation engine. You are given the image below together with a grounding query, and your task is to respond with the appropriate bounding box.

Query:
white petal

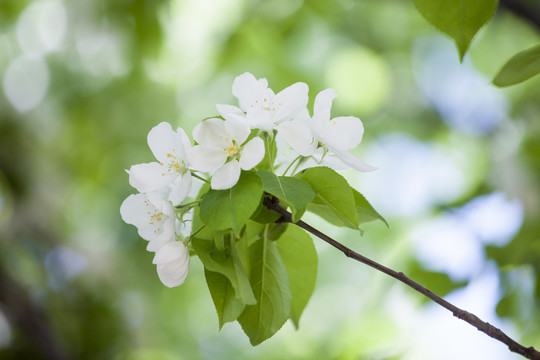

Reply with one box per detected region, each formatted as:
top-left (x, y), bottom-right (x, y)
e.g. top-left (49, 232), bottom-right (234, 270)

top-left (139, 227), bottom-right (159, 242)
top-left (157, 259), bottom-right (189, 287)
top-left (320, 154), bottom-right (350, 171)
top-left (224, 118), bottom-right (251, 145)
top-left (239, 137), bottom-right (265, 170)
top-left (152, 241), bottom-right (187, 264)
top-left (128, 162), bottom-right (175, 193)
top-left (175, 127), bottom-right (192, 162)
top-left (222, 111), bottom-right (250, 125)
top-left (147, 122), bottom-right (184, 164)
top-left (323, 116), bottom-right (364, 152)
top-left (146, 223), bottom-right (176, 251)
top-left (276, 121), bottom-right (317, 156)
top-left (192, 118), bottom-right (228, 147)
top-left (211, 160), bottom-right (241, 190)
top-left (168, 172), bottom-right (192, 206)
top-left (335, 151), bottom-right (378, 172)
top-left (216, 104), bottom-right (244, 118)
top-left (217, 106), bottom-right (252, 128)
top-left (189, 145), bottom-right (227, 172)
top-left (121, 193), bottom-right (170, 242)
top-left (154, 242), bottom-right (190, 287)
top-left (232, 72), bottom-right (271, 111)
top-left (273, 82), bottom-right (309, 123)
top-left (312, 88), bottom-right (337, 130)
top-left (293, 107), bottom-right (311, 123)
top-left (120, 194), bottom-right (150, 227)
top-left (146, 188), bottom-right (173, 215)
top-left (246, 109), bottom-right (273, 130)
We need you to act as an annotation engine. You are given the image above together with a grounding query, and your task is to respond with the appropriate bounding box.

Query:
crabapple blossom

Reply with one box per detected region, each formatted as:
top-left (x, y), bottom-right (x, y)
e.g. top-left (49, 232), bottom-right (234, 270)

top-left (217, 72), bottom-right (315, 156)
top-left (189, 117), bottom-right (265, 190)
top-left (217, 72), bottom-right (309, 130)
top-left (120, 191), bottom-right (176, 252)
top-left (308, 89), bottom-right (376, 172)
top-left (153, 241), bottom-right (190, 287)
top-left (128, 122), bottom-right (193, 206)
top-left (120, 72), bottom-right (379, 293)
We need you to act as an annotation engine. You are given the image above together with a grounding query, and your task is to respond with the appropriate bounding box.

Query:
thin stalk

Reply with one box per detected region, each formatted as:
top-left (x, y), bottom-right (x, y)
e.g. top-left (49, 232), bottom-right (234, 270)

top-left (185, 225), bottom-right (206, 244)
top-left (265, 134), bottom-right (275, 173)
top-left (192, 172), bottom-right (210, 184)
top-left (282, 155), bottom-right (303, 176)
top-left (263, 197), bottom-right (540, 360)
top-left (175, 200), bottom-right (201, 209)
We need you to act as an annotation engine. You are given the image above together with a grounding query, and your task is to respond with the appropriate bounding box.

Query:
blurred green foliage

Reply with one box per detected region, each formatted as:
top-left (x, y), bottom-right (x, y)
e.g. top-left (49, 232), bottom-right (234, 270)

top-left (1, 0), bottom-right (540, 359)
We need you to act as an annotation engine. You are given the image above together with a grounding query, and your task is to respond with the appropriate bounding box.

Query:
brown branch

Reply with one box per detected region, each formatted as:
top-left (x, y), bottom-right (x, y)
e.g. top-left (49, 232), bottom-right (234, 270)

top-left (264, 197), bottom-right (540, 360)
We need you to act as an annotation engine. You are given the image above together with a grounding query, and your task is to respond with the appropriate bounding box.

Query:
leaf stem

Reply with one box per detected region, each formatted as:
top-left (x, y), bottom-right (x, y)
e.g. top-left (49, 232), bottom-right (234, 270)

top-left (175, 200), bottom-right (201, 209)
top-left (318, 147), bottom-right (328, 165)
top-left (192, 172), bottom-right (210, 184)
top-left (265, 133), bottom-right (275, 173)
top-left (186, 225), bottom-right (206, 244)
top-left (263, 197), bottom-right (540, 360)
top-left (282, 155), bottom-right (303, 176)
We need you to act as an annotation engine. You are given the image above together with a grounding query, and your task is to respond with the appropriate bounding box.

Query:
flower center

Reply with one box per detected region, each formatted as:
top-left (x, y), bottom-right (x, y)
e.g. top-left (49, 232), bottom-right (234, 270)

top-left (224, 143), bottom-right (239, 156)
top-left (149, 211), bottom-right (165, 225)
top-left (144, 199), bottom-right (168, 233)
top-left (251, 98), bottom-right (282, 115)
top-left (160, 150), bottom-right (187, 176)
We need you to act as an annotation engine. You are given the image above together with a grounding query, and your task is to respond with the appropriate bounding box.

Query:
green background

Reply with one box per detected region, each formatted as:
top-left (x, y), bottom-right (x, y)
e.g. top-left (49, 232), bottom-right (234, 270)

top-left (1, 0), bottom-right (540, 359)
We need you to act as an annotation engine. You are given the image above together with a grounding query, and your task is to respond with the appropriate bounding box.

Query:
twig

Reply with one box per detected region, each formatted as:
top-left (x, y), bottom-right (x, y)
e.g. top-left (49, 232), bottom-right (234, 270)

top-left (263, 197), bottom-right (540, 360)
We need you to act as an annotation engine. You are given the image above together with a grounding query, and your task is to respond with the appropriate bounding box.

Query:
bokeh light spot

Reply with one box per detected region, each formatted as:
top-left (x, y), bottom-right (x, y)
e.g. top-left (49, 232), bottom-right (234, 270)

top-left (3, 54), bottom-right (49, 113)
top-left (458, 192), bottom-right (523, 247)
top-left (16, 0), bottom-right (67, 54)
top-left (325, 46), bottom-right (390, 115)
top-left (413, 38), bottom-right (508, 135)
top-left (413, 216), bottom-right (484, 281)
top-left (358, 134), bottom-right (466, 218)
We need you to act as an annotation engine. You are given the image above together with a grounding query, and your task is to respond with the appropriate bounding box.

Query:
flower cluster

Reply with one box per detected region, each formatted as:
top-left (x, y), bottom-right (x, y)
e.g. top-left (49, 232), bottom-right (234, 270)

top-left (120, 123), bottom-right (193, 287)
top-left (120, 72), bottom-right (374, 287)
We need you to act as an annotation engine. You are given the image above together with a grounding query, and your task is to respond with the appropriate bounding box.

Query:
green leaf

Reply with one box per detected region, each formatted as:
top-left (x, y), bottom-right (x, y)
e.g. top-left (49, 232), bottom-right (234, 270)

top-left (413, 0), bottom-right (498, 61)
top-left (204, 269), bottom-right (246, 328)
top-left (352, 189), bottom-right (388, 227)
top-left (191, 184), bottom-right (214, 240)
top-left (275, 225), bottom-right (317, 328)
top-left (493, 44), bottom-right (540, 87)
top-left (244, 220), bottom-right (266, 246)
top-left (200, 171), bottom-right (263, 234)
top-left (238, 235), bottom-right (291, 345)
top-left (257, 170), bottom-right (314, 222)
top-left (250, 199), bottom-right (281, 224)
top-left (301, 167), bottom-right (359, 229)
top-left (192, 237), bottom-right (256, 305)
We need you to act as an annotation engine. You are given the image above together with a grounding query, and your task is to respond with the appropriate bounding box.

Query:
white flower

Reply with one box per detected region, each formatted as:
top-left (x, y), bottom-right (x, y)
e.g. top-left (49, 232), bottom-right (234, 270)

top-left (274, 111), bottom-right (317, 156)
top-left (217, 72), bottom-right (309, 131)
top-left (217, 72), bottom-right (315, 157)
top-left (128, 122), bottom-right (193, 206)
top-left (309, 89), bottom-right (377, 172)
top-left (120, 192), bottom-right (177, 252)
top-left (153, 241), bottom-right (190, 288)
top-left (189, 117), bottom-right (265, 190)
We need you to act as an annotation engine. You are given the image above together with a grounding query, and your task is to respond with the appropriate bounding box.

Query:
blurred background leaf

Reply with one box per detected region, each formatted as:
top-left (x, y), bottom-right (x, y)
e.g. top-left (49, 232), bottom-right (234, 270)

top-left (1, 0), bottom-right (540, 359)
